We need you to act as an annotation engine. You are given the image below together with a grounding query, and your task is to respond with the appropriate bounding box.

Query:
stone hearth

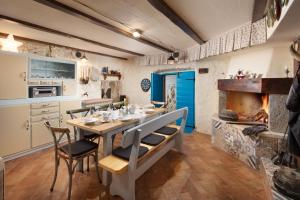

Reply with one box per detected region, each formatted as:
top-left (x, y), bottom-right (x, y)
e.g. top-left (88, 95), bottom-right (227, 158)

top-left (212, 117), bottom-right (283, 169)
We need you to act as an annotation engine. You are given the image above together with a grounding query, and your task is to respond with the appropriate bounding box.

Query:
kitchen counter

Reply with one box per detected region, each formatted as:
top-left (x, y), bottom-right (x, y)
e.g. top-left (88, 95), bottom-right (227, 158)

top-left (0, 96), bottom-right (81, 107)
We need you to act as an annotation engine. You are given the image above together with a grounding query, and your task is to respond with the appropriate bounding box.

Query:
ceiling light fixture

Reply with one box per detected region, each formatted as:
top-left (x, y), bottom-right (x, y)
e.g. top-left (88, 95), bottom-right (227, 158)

top-left (81, 52), bottom-right (88, 62)
top-left (132, 30), bottom-right (142, 38)
top-left (167, 53), bottom-right (175, 65)
top-left (0, 34), bottom-right (23, 52)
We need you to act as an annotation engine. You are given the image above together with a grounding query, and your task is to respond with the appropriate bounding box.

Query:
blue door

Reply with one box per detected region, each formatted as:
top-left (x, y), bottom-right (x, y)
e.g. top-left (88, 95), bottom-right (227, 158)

top-left (176, 71), bottom-right (195, 133)
top-left (151, 73), bottom-right (164, 102)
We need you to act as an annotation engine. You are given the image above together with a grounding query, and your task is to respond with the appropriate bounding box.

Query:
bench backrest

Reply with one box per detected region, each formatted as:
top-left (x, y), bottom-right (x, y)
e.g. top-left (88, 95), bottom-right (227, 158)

top-left (121, 107), bottom-right (188, 171)
top-left (122, 107), bottom-right (188, 148)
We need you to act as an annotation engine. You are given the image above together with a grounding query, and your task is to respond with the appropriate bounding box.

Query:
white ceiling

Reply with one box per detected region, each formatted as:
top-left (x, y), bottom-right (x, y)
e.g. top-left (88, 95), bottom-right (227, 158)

top-left (0, 0), bottom-right (257, 59)
top-left (164, 0), bottom-right (255, 40)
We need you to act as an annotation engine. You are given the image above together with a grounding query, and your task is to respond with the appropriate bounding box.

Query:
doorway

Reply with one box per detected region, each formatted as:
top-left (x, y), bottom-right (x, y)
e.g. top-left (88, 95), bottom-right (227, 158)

top-left (151, 71), bottom-right (195, 133)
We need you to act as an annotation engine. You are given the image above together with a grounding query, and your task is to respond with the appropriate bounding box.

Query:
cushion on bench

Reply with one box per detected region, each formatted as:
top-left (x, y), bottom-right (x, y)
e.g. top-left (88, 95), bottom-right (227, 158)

top-left (141, 133), bottom-right (165, 146)
top-left (155, 126), bottom-right (178, 135)
top-left (112, 145), bottom-right (149, 161)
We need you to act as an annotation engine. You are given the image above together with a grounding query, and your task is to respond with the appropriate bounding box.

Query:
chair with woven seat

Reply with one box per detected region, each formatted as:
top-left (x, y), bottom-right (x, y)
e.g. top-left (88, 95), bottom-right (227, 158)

top-left (44, 121), bottom-right (101, 200)
top-left (66, 107), bottom-right (100, 171)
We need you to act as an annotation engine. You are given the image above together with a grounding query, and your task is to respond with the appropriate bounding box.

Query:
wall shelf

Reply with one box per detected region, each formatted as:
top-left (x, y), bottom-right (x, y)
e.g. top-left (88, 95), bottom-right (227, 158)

top-left (103, 73), bottom-right (121, 80)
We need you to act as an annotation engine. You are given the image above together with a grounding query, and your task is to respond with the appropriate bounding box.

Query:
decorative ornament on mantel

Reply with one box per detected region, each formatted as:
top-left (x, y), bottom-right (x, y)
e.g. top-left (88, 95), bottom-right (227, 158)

top-left (0, 34), bottom-right (23, 52)
top-left (141, 78), bottom-right (151, 92)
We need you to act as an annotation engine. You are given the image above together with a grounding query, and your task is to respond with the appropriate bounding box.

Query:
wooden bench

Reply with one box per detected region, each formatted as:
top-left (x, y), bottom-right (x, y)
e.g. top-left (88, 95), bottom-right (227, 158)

top-left (99, 107), bottom-right (188, 200)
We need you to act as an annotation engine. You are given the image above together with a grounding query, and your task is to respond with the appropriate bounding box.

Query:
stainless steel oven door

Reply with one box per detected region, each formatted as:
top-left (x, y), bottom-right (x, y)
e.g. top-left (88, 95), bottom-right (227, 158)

top-left (32, 87), bottom-right (57, 98)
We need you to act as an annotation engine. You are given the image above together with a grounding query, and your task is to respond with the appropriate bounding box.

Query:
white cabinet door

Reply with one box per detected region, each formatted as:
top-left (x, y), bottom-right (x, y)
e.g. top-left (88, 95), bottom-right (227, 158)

top-left (0, 104), bottom-right (30, 157)
top-left (60, 100), bottom-right (81, 137)
top-left (31, 118), bottom-right (59, 148)
top-left (62, 80), bottom-right (77, 96)
top-left (0, 52), bottom-right (28, 99)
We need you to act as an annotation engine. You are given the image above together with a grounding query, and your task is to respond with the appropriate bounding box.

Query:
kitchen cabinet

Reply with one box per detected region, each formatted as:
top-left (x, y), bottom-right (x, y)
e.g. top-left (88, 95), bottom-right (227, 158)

top-left (31, 118), bottom-right (58, 148)
top-left (30, 102), bottom-right (59, 148)
top-left (0, 52), bottom-right (28, 99)
top-left (60, 100), bottom-right (81, 137)
top-left (29, 58), bottom-right (76, 79)
top-left (0, 104), bottom-right (30, 157)
top-left (62, 80), bottom-right (77, 96)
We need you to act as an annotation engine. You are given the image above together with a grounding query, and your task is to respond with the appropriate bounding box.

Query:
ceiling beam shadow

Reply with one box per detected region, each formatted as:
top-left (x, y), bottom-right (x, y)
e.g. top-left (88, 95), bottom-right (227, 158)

top-left (34, 0), bottom-right (173, 53)
top-left (147, 0), bottom-right (204, 44)
top-left (0, 32), bottom-right (128, 60)
top-left (0, 15), bottom-right (143, 56)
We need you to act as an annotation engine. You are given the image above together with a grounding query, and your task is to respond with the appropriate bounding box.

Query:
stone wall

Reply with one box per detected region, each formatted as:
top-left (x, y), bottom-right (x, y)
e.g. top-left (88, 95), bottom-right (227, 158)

top-left (268, 94), bottom-right (289, 133)
top-left (212, 117), bottom-right (282, 169)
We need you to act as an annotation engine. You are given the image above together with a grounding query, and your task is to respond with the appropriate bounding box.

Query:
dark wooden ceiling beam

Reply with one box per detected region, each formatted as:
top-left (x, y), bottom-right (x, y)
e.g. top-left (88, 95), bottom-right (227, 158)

top-left (34, 0), bottom-right (173, 53)
top-left (147, 0), bottom-right (204, 44)
top-left (0, 15), bottom-right (143, 56)
top-left (0, 32), bottom-right (127, 60)
top-left (252, 0), bottom-right (268, 22)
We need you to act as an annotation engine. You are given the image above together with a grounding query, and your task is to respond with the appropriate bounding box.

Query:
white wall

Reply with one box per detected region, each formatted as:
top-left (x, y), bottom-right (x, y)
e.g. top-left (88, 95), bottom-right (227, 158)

top-left (122, 42), bottom-right (294, 134)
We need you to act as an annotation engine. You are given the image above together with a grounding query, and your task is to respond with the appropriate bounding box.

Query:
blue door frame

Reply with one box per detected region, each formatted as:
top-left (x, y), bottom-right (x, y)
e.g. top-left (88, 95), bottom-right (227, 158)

top-left (151, 71), bottom-right (195, 133)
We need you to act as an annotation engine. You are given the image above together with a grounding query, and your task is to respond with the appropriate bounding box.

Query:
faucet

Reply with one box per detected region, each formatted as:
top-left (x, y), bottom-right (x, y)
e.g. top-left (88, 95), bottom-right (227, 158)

top-left (83, 92), bottom-right (88, 97)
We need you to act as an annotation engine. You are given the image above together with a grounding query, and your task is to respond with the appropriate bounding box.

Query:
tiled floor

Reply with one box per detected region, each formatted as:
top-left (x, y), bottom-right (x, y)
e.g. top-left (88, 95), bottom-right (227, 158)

top-left (4, 133), bottom-right (266, 200)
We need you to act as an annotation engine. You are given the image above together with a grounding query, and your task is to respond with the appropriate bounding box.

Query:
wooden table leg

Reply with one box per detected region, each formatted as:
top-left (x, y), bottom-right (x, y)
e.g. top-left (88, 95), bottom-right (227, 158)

top-left (102, 134), bottom-right (112, 186)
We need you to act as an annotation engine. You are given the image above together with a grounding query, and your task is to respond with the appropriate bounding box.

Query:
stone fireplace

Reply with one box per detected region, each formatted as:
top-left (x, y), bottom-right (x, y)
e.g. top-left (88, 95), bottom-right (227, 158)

top-left (218, 78), bottom-right (293, 133)
top-left (212, 78), bottom-right (293, 169)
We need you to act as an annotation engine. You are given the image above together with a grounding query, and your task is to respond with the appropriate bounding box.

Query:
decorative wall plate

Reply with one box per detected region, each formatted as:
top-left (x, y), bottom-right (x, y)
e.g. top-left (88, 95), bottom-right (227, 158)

top-left (141, 78), bottom-right (151, 92)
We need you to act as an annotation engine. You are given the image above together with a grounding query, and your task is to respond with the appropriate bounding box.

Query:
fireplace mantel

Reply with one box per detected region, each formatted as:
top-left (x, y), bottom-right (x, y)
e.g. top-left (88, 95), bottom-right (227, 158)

top-left (218, 78), bottom-right (293, 94)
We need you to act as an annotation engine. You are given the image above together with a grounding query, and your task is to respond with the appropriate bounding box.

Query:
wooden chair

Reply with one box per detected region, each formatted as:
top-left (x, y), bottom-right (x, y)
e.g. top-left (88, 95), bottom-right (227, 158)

top-left (44, 121), bottom-right (101, 200)
top-left (95, 101), bottom-right (125, 110)
top-left (99, 107), bottom-right (188, 200)
top-left (66, 107), bottom-right (100, 171)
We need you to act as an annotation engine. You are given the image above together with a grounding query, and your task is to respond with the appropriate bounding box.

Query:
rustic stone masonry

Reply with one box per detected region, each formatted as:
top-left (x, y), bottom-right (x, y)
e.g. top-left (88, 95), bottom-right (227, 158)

top-left (212, 117), bottom-right (283, 169)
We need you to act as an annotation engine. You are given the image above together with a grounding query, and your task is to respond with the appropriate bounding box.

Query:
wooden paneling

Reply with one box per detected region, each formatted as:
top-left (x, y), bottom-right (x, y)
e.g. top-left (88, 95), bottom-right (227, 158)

top-left (218, 78), bottom-right (293, 94)
top-left (0, 104), bottom-right (30, 157)
top-left (0, 53), bottom-right (28, 99)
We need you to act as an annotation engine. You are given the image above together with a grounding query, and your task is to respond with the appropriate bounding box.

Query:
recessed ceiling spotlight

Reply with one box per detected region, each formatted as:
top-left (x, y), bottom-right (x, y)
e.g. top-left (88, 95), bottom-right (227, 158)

top-left (132, 30), bottom-right (142, 38)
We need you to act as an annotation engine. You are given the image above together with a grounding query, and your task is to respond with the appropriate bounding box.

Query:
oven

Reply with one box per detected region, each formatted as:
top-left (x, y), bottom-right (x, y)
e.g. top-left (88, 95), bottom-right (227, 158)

top-left (29, 86), bottom-right (58, 98)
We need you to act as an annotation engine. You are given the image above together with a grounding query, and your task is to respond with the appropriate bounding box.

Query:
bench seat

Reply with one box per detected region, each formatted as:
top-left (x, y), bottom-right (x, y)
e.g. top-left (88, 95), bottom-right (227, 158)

top-left (99, 124), bottom-right (180, 174)
top-left (141, 133), bottom-right (165, 146)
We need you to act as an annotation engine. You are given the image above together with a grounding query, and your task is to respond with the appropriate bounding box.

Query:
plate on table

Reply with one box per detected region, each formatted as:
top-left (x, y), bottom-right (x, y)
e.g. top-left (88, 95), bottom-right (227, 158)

top-left (119, 116), bottom-right (132, 122)
top-left (83, 118), bottom-right (98, 125)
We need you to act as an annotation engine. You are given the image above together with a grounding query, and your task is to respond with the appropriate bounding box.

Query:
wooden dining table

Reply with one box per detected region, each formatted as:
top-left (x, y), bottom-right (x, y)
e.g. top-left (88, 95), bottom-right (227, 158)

top-left (67, 107), bottom-right (166, 185)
